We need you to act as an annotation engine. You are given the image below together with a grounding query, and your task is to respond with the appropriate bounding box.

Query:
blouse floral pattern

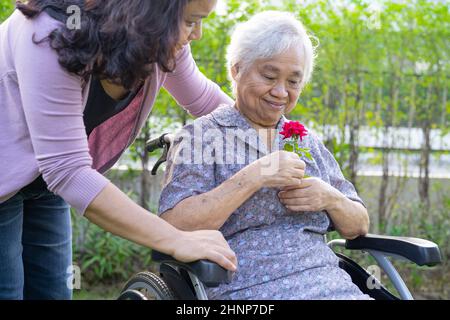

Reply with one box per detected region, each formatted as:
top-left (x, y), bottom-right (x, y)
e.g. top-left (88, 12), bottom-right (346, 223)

top-left (158, 104), bottom-right (371, 300)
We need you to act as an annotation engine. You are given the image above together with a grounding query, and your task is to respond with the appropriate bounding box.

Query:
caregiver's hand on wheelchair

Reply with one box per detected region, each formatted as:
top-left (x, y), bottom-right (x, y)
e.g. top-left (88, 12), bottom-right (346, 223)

top-left (171, 229), bottom-right (237, 271)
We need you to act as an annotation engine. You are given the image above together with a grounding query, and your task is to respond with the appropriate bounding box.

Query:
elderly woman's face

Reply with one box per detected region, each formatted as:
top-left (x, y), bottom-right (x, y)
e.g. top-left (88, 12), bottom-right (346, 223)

top-left (234, 46), bottom-right (305, 128)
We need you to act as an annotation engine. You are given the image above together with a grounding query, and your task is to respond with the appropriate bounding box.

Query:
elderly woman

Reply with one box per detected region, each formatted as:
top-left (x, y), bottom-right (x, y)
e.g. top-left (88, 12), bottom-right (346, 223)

top-left (158, 11), bottom-right (371, 300)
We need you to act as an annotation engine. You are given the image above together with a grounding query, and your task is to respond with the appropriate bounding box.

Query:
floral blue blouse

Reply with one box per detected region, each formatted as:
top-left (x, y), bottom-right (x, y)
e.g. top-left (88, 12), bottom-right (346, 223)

top-left (159, 105), bottom-right (371, 300)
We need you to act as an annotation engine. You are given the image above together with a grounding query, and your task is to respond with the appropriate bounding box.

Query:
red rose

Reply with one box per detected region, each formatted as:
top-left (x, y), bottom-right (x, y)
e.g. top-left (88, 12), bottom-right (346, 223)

top-left (279, 121), bottom-right (308, 141)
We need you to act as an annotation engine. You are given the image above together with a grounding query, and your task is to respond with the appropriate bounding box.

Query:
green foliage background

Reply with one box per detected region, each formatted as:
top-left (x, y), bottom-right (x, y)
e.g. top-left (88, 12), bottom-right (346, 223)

top-left (0, 0), bottom-right (13, 21)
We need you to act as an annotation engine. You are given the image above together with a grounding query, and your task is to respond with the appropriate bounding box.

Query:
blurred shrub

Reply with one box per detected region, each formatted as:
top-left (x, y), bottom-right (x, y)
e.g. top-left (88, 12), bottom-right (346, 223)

top-left (71, 210), bottom-right (154, 284)
top-left (0, 0), bottom-right (14, 22)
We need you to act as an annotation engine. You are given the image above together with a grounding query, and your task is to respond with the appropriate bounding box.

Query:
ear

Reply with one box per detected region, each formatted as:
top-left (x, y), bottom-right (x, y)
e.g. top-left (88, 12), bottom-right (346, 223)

top-left (231, 64), bottom-right (240, 81)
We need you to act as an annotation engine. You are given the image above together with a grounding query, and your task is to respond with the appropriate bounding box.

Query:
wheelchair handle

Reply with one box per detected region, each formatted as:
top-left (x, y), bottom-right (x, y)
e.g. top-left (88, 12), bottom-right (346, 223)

top-left (146, 134), bottom-right (172, 175)
top-left (146, 134), bottom-right (170, 153)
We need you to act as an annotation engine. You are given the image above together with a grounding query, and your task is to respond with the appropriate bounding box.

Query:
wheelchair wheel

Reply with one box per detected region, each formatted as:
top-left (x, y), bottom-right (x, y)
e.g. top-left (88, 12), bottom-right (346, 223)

top-left (118, 271), bottom-right (176, 300)
top-left (117, 289), bottom-right (148, 300)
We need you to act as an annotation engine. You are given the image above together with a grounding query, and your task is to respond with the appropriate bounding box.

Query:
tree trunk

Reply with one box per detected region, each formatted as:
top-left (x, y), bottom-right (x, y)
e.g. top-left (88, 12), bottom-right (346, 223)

top-left (419, 123), bottom-right (431, 212)
top-left (140, 125), bottom-right (151, 210)
top-left (348, 123), bottom-right (358, 189)
top-left (440, 81), bottom-right (447, 130)
top-left (377, 122), bottom-right (390, 232)
top-left (348, 78), bottom-right (364, 191)
top-left (378, 73), bottom-right (398, 233)
top-left (418, 84), bottom-right (432, 214)
top-left (406, 76), bottom-right (417, 231)
top-left (341, 77), bottom-right (348, 144)
top-left (378, 132), bottom-right (390, 233)
top-left (407, 77), bottom-right (416, 148)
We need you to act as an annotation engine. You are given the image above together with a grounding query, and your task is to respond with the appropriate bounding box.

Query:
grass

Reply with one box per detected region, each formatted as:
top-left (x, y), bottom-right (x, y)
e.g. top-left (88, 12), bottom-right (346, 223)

top-left (73, 282), bottom-right (126, 300)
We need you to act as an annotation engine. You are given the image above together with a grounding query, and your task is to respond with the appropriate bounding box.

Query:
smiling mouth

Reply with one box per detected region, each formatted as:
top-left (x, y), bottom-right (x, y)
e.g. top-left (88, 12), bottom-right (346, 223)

top-left (263, 99), bottom-right (286, 110)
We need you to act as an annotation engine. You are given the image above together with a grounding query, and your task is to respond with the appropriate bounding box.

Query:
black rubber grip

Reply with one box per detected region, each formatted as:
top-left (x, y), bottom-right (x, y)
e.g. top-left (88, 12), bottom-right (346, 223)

top-left (146, 135), bottom-right (166, 153)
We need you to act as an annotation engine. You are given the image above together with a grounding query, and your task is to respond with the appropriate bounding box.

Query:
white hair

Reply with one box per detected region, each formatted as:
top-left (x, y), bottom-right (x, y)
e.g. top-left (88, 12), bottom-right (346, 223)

top-left (226, 11), bottom-right (317, 95)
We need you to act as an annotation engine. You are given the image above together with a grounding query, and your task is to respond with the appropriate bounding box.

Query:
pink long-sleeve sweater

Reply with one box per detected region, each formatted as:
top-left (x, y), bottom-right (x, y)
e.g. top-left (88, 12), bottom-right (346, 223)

top-left (0, 10), bottom-right (232, 214)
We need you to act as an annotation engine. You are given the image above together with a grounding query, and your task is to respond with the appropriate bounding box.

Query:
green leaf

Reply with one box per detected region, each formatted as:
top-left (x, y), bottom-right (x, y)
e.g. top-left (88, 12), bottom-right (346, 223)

top-left (82, 256), bottom-right (100, 270)
top-left (283, 144), bottom-right (294, 152)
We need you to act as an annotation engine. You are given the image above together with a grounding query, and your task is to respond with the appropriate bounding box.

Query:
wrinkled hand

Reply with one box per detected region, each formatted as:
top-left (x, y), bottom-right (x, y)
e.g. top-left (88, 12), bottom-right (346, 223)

top-left (278, 177), bottom-right (337, 212)
top-left (256, 150), bottom-right (306, 189)
top-left (172, 230), bottom-right (237, 272)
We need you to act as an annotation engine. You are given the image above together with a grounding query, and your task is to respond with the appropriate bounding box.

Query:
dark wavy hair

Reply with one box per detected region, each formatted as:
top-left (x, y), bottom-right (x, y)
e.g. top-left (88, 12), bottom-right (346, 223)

top-left (16, 0), bottom-right (190, 90)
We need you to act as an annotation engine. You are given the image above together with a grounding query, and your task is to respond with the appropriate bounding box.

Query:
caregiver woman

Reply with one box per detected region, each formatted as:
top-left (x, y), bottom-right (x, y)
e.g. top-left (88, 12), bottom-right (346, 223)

top-left (0, 0), bottom-right (237, 299)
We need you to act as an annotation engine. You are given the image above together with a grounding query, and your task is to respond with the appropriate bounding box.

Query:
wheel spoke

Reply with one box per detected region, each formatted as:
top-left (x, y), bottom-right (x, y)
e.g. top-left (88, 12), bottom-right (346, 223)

top-left (119, 272), bottom-right (175, 300)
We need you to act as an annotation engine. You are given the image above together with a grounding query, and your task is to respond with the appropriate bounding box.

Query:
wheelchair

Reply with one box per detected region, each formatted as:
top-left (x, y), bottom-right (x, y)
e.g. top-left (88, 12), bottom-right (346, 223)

top-left (118, 134), bottom-right (443, 300)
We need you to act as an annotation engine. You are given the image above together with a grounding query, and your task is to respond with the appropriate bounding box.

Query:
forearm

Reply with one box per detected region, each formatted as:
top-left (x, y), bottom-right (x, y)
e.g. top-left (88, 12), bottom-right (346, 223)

top-left (327, 189), bottom-right (370, 239)
top-left (161, 163), bottom-right (262, 231)
top-left (85, 182), bottom-right (181, 255)
top-left (164, 46), bottom-right (233, 117)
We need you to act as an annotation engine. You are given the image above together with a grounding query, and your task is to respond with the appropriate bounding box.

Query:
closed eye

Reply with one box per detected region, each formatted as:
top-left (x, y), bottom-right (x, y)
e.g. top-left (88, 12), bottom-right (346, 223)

top-left (263, 75), bottom-right (276, 80)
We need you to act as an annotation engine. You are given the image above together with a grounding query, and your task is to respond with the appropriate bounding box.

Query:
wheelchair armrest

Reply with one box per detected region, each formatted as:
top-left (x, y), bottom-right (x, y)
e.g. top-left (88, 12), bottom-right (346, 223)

top-left (345, 234), bottom-right (442, 266)
top-left (151, 251), bottom-right (234, 287)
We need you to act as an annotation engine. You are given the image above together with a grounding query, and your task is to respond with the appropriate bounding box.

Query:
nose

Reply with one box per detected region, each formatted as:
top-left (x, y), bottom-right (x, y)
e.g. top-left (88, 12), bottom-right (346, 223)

top-left (189, 21), bottom-right (203, 41)
top-left (270, 82), bottom-right (288, 99)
